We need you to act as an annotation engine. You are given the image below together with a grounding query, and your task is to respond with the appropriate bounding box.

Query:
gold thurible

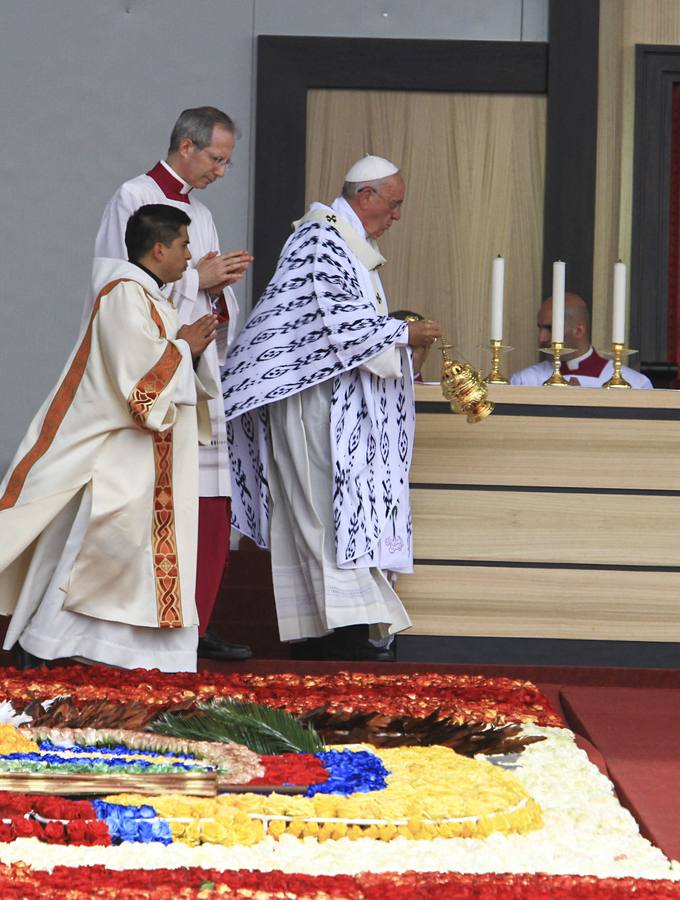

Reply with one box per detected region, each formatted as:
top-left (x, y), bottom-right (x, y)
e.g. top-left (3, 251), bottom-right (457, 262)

top-left (440, 341), bottom-right (494, 423)
top-left (484, 339), bottom-right (510, 384)
top-left (542, 341), bottom-right (572, 386)
top-left (603, 342), bottom-right (632, 389)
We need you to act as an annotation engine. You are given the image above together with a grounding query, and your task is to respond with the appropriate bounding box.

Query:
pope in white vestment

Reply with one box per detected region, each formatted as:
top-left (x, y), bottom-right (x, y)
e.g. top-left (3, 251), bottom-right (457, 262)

top-left (222, 157), bottom-right (441, 654)
top-left (0, 256), bottom-right (218, 672)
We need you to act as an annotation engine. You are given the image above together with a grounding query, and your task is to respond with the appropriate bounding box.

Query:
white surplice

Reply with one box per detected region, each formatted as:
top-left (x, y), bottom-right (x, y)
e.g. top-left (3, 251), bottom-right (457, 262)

top-left (92, 160), bottom-right (238, 497)
top-left (0, 259), bottom-right (218, 671)
top-left (269, 380), bottom-right (412, 642)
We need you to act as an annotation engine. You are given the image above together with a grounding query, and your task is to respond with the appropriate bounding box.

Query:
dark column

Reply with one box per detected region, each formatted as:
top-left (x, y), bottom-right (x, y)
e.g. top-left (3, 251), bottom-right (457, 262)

top-left (543, 0), bottom-right (600, 303)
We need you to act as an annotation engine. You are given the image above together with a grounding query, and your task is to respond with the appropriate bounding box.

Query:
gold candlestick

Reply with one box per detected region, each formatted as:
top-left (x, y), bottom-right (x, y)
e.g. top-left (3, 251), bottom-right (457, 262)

top-left (484, 339), bottom-right (511, 384)
top-left (542, 341), bottom-right (572, 386)
top-left (602, 342), bottom-right (632, 389)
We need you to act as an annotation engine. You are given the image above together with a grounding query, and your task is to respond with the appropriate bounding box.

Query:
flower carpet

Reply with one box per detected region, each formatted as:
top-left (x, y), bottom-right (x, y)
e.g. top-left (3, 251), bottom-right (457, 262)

top-left (0, 665), bottom-right (676, 897)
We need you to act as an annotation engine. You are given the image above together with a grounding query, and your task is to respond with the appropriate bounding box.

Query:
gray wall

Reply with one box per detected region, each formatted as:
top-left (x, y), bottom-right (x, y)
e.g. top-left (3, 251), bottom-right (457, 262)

top-left (0, 0), bottom-right (546, 471)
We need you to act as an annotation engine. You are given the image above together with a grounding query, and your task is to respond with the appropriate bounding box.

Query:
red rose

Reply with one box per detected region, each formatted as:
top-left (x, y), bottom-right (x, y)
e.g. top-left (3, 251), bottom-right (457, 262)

top-left (0, 794), bottom-right (32, 817)
top-left (82, 820), bottom-right (111, 846)
top-left (32, 796), bottom-right (69, 820)
top-left (43, 821), bottom-right (66, 844)
top-left (0, 824), bottom-right (14, 843)
top-left (65, 819), bottom-right (88, 843)
top-left (13, 817), bottom-right (41, 838)
top-left (71, 800), bottom-right (98, 820)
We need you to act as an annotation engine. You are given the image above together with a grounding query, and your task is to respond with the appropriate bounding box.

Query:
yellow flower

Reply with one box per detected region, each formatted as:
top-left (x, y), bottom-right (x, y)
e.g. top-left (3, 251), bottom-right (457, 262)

top-left (182, 821), bottom-right (201, 847)
top-left (0, 725), bottom-right (38, 755)
top-left (200, 819), bottom-right (228, 844)
top-left (104, 745), bottom-right (543, 845)
top-left (267, 818), bottom-right (286, 838)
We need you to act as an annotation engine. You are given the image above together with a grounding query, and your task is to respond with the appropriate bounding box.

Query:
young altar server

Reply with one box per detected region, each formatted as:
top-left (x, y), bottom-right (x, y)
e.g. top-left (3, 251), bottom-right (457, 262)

top-left (0, 204), bottom-right (219, 672)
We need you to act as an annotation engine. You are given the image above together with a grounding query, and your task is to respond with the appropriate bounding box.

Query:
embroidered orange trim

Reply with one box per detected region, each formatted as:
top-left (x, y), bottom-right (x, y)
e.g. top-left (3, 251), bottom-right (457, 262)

top-left (148, 298), bottom-right (166, 336)
top-left (128, 344), bottom-right (182, 429)
top-left (127, 292), bottom-right (182, 429)
top-left (151, 430), bottom-right (183, 627)
top-left (0, 279), bottom-right (130, 511)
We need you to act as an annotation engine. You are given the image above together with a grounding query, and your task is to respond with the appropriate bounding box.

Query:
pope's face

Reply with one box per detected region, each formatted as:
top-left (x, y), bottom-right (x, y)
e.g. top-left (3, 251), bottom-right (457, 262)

top-left (179, 126), bottom-right (235, 190)
top-left (359, 174), bottom-right (405, 239)
top-left (160, 225), bottom-right (191, 283)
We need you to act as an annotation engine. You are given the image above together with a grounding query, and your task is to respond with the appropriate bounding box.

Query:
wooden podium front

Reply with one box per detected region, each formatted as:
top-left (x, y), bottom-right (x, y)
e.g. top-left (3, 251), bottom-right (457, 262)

top-left (401, 383), bottom-right (680, 642)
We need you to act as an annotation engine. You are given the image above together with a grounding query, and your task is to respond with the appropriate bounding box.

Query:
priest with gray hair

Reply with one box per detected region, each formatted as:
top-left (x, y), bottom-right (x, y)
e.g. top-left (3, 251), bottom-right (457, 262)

top-left (222, 155), bottom-right (441, 660)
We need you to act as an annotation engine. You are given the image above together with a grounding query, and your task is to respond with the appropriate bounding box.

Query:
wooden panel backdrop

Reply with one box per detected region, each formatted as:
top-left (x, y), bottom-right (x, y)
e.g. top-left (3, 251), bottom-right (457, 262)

top-left (305, 89), bottom-right (546, 380)
top-left (403, 384), bottom-right (680, 643)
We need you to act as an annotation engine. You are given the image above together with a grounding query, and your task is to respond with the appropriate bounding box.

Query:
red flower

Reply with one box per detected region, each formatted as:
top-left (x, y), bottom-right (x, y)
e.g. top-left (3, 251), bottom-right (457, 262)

top-left (42, 821), bottom-right (65, 844)
top-left (65, 819), bottom-right (88, 843)
top-left (2, 665), bottom-right (563, 727)
top-left (82, 820), bottom-right (111, 846)
top-left (2, 865), bottom-right (680, 898)
top-left (247, 753), bottom-right (329, 787)
top-left (0, 794), bottom-right (31, 817)
top-left (32, 796), bottom-right (96, 821)
top-left (12, 817), bottom-right (41, 839)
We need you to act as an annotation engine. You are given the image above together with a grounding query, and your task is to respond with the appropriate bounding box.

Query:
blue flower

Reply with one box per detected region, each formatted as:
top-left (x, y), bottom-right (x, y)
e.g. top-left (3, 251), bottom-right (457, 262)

top-left (93, 799), bottom-right (172, 844)
top-left (306, 749), bottom-right (390, 797)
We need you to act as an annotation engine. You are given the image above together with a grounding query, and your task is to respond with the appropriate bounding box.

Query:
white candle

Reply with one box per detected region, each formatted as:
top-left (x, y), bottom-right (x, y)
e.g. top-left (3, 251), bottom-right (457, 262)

top-left (612, 260), bottom-right (626, 344)
top-left (551, 261), bottom-right (566, 343)
top-left (489, 255), bottom-right (505, 341)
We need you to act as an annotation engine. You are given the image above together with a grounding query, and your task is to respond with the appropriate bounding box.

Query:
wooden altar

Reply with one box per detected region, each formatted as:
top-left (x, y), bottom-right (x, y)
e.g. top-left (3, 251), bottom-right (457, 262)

top-left (400, 383), bottom-right (680, 642)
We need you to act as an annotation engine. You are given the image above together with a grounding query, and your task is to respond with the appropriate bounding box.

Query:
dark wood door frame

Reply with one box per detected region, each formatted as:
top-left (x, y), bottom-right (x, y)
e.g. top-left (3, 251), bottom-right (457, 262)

top-left (631, 44), bottom-right (680, 365)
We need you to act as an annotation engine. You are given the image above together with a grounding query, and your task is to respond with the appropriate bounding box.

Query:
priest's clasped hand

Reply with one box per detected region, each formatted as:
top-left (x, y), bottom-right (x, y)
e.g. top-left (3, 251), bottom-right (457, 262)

top-left (197, 249), bottom-right (253, 293)
top-left (177, 314), bottom-right (218, 357)
top-left (407, 318), bottom-right (442, 348)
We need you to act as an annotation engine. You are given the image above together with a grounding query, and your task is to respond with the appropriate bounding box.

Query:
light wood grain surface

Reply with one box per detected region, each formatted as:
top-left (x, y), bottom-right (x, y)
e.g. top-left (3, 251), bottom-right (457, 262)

top-left (419, 381), bottom-right (680, 409)
top-left (402, 384), bottom-right (680, 641)
top-left (411, 489), bottom-right (680, 566)
top-left (397, 565), bottom-right (680, 641)
top-left (412, 385), bottom-right (680, 490)
top-left (411, 415), bottom-right (680, 490)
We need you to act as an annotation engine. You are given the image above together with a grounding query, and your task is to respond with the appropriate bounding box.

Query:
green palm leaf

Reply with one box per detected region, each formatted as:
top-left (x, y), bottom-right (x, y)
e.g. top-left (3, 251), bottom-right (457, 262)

top-left (150, 700), bottom-right (324, 755)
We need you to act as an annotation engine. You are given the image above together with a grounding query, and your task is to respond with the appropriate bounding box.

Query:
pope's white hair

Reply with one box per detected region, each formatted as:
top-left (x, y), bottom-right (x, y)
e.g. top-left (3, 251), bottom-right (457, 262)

top-left (341, 175), bottom-right (399, 198)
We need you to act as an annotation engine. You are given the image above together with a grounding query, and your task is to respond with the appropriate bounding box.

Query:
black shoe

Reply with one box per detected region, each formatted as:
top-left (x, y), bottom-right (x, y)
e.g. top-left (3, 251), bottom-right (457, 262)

top-left (198, 629), bottom-right (252, 660)
top-left (290, 626), bottom-right (395, 662)
top-left (341, 641), bottom-right (395, 662)
top-left (329, 625), bottom-right (394, 661)
top-left (12, 644), bottom-right (45, 670)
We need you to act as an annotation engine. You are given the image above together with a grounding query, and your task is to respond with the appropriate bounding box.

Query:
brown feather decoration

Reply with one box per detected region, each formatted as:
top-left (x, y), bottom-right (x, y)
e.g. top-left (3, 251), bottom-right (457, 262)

top-left (21, 697), bottom-right (192, 731)
top-left (297, 707), bottom-right (545, 755)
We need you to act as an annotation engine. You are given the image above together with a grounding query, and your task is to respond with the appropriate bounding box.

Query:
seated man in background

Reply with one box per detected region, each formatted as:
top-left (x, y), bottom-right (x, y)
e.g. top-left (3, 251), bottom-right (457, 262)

top-left (510, 293), bottom-right (653, 388)
top-left (0, 204), bottom-right (219, 672)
